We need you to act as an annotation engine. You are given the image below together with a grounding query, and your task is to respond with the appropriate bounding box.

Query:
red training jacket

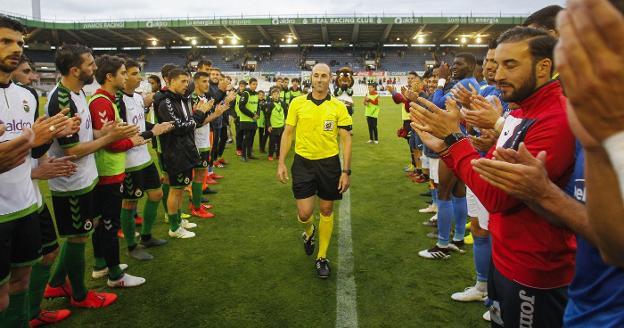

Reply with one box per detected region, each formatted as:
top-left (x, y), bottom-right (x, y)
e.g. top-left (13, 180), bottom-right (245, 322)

top-left (89, 88), bottom-right (133, 185)
top-left (391, 91), bottom-right (410, 117)
top-left (442, 81), bottom-right (577, 289)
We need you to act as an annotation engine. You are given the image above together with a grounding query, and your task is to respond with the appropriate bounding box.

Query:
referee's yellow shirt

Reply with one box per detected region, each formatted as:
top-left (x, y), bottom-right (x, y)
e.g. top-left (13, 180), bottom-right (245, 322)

top-left (285, 93), bottom-right (353, 160)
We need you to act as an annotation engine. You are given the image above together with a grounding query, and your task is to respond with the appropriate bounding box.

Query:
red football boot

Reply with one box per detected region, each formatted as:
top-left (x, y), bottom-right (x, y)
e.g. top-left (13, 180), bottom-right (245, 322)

top-left (30, 309), bottom-right (72, 327)
top-left (70, 291), bottom-right (117, 308)
top-left (44, 282), bottom-right (72, 299)
top-left (190, 205), bottom-right (215, 219)
top-left (209, 172), bottom-right (224, 179)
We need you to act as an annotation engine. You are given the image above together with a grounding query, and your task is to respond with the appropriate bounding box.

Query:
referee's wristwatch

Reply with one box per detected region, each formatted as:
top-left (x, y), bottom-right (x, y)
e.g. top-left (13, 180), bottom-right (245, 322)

top-left (443, 133), bottom-right (465, 148)
top-left (342, 169), bottom-right (352, 176)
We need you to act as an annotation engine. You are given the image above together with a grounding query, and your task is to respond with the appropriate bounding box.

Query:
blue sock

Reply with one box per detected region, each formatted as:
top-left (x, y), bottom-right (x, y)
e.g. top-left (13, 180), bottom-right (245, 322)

top-left (432, 188), bottom-right (438, 206)
top-left (436, 199), bottom-right (453, 247)
top-left (452, 196), bottom-right (468, 242)
top-left (473, 235), bottom-right (491, 283)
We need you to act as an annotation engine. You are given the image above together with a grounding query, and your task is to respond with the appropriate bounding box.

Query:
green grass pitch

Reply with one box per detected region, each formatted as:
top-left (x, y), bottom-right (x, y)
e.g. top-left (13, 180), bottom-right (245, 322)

top-left (37, 96), bottom-right (488, 327)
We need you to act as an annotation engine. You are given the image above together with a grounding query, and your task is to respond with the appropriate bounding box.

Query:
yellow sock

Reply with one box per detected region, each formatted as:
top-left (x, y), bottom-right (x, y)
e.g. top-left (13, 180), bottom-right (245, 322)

top-left (317, 212), bottom-right (334, 259)
top-left (298, 215), bottom-right (315, 237)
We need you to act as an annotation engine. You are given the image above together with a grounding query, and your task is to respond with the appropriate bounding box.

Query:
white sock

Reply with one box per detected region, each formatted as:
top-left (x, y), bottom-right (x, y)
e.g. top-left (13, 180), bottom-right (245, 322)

top-left (475, 281), bottom-right (487, 292)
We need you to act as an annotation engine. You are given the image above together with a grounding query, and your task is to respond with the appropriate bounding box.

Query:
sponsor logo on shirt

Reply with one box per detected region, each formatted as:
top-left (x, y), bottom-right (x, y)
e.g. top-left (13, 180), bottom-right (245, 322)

top-left (132, 112), bottom-right (145, 125)
top-left (4, 119), bottom-right (32, 132)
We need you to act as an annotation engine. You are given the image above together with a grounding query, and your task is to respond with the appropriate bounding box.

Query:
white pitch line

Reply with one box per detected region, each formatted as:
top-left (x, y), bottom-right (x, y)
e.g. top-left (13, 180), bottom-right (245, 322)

top-left (336, 186), bottom-right (358, 328)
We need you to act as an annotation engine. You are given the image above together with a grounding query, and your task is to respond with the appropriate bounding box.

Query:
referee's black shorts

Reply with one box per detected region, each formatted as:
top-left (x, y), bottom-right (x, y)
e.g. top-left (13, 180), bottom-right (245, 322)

top-left (291, 154), bottom-right (342, 201)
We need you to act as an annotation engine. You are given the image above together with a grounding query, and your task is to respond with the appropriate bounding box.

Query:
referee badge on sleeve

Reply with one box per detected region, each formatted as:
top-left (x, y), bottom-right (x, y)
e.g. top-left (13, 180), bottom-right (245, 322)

top-left (323, 120), bottom-right (335, 131)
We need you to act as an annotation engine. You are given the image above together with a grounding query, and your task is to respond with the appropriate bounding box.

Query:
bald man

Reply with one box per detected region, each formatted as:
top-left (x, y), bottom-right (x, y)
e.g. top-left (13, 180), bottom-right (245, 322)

top-left (277, 64), bottom-right (353, 279)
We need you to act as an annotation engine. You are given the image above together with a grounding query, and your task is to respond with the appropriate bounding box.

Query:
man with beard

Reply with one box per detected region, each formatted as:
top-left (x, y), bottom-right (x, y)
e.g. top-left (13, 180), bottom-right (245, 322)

top-left (88, 55), bottom-right (146, 287)
top-left (410, 27), bottom-right (576, 327)
top-left (277, 63), bottom-right (352, 279)
top-left (469, 1), bottom-right (624, 326)
top-left (9, 53), bottom-right (79, 327)
top-left (44, 45), bottom-right (137, 310)
top-left (0, 16), bottom-right (78, 326)
top-left (418, 53), bottom-right (480, 260)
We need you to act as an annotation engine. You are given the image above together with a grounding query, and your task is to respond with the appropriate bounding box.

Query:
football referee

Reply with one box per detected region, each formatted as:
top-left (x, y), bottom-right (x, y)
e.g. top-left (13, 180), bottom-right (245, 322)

top-left (277, 63), bottom-right (353, 279)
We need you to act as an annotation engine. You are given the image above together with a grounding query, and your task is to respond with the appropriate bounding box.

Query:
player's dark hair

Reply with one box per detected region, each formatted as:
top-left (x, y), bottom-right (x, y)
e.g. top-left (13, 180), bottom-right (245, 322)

top-left (497, 26), bottom-right (556, 74)
top-left (55, 44), bottom-right (93, 76)
top-left (197, 59), bottom-right (212, 69)
top-left (148, 74), bottom-right (161, 88)
top-left (168, 68), bottom-right (189, 80)
top-left (193, 71), bottom-right (209, 80)
top-left (609, 0), bottom-right (624, 13)
top-left (522, 5), bottom-right (564, 30)
top-left (0, 15), bottom-right (26, 33)
top-left (488, 39), bottom-right (498, 50)
top-left (17, 55), bottom-right (32, 67)
top-left (94, 54), bottom-right (125, 85)
top-left (160, 63), bottom-right (178, 80)
top-left (124, 58), bottom-right (141, 71)
top-left (455, 53), bottom-right (477, 70)
top-left (422, 67), bottom-right (434, 79)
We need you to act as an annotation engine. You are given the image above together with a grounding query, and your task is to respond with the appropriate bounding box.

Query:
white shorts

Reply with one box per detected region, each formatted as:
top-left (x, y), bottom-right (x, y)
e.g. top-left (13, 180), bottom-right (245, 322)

top-left (429, 158), bottom-right (440, 184)
top-left (466, 187), bottom-right (489, 230)
top-left (421, 155), bottom-right (430, 169)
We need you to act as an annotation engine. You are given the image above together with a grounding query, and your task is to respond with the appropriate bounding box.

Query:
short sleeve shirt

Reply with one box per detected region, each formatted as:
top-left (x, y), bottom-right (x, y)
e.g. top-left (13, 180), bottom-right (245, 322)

top-left (285, 93), bottom-right (352, 160)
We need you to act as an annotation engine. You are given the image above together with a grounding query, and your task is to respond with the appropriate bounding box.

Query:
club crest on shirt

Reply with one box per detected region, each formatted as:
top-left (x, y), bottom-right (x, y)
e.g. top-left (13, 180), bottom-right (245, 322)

top-left (23, 100), bottom-right (30, 112)
top-left (323, 120), bottom-right (334, 131)
top-left (84, 219), bottom-right (93, 231)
